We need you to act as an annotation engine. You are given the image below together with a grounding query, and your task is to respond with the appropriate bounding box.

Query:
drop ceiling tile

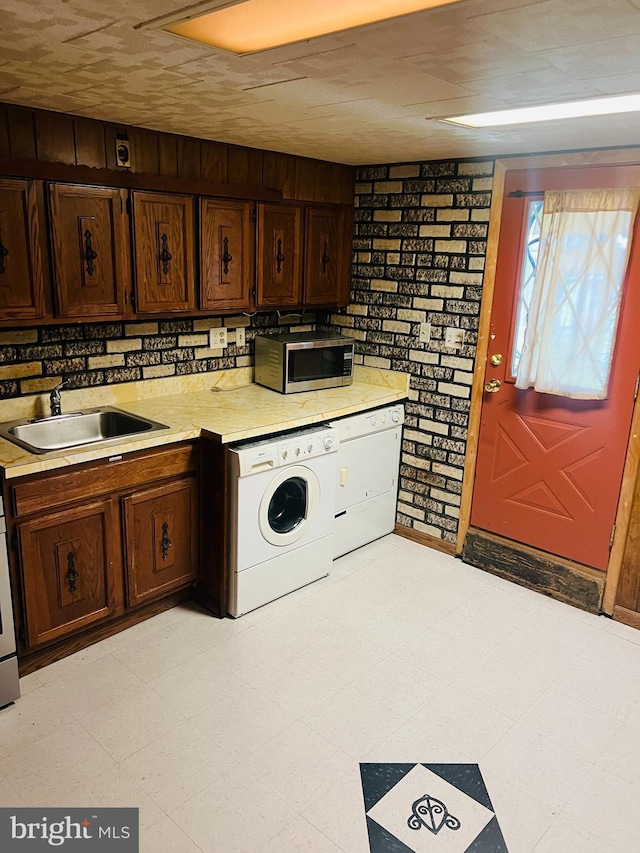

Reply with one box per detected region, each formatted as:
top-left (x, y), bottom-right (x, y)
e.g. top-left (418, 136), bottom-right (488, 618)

top-left (467, 69), bottom-right (601, 102)
top-left (343, 74), bottom-right (474, 105)
top-left (473, 0), bottom-right (640, 52)
top-left (540, 33), bottom-right (640, 78)
top-left (590, 70), bottom-right (640, 94)
top-left (402, 37), bottom-right (553, 84)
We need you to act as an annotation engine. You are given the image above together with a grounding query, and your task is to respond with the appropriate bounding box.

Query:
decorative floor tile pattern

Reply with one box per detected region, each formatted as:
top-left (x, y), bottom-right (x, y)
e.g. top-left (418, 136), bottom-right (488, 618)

top-left (1, 534), bottom-right (640, 851)
top-left (361, 763), bottom-right (507, 852)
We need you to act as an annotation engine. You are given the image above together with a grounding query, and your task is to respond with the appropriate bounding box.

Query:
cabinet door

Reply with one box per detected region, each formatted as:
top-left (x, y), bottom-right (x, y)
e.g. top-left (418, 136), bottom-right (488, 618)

top-left (18, 500), bottom-right (119, 648)
top-left (132, 192), bottom-right (195, 312)
top-left (200, 198), bottom-right (254, 311)
top-left (123, 477), bottom-right (198, 608)
top-left (0, 178), bottom-right (45, 320)
top-left (304, 206), bottom-right (351, 307)
top-left (256, 203), bottom-right (303, 308)
top-left (48, 184), bottom-right (129, 318)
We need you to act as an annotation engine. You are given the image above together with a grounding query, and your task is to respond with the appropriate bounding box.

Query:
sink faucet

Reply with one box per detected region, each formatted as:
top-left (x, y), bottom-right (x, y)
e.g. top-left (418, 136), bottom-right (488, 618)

top-left (49, 381), bottom-right (67, 417)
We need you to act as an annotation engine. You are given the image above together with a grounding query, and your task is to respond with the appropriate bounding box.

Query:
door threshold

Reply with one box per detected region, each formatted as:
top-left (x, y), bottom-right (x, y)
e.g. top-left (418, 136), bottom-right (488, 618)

top-left (461, 528), bottom-right (605, 614)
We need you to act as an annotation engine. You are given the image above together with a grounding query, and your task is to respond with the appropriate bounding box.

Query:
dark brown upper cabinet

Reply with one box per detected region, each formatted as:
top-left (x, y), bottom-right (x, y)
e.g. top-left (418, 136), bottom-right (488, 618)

top-left (48, 183), bottom-right (129, 318)
top-left (0, 177), bottom-right (46, 320)
top-left (200, 197), bottom-right (254, 312)
top-left (304, 205), bottom-right (351, 307)
top-left (256, 203), bottom-right (303, 309)
top-left (132, 191), bottom-right (196, 313)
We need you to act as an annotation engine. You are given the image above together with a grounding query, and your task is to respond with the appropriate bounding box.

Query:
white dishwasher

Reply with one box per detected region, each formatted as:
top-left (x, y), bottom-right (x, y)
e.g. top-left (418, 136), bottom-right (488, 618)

top-left (330, 403), bottom-right (404, 558)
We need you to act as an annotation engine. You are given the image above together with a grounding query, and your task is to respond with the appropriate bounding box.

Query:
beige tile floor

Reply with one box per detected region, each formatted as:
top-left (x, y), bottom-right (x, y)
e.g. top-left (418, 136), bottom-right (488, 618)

top-left (2, 534), bottom-right (640, 852)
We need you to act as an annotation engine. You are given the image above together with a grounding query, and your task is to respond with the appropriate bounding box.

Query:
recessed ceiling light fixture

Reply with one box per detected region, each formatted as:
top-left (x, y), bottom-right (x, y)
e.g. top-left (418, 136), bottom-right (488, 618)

top-left (163, 0), bottom-right (462, 55)
top-left (442, 92), bottom-right (640, 127)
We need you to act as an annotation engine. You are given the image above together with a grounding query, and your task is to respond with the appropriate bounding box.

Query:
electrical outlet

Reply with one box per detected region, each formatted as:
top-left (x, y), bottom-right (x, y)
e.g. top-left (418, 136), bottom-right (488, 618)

top-left (209, 327), bottom-right (227, 348)
top-left (235, 327), bottom-right (246, 348)
top-left (445, 327), bottom-right (465, 349)
top-left (419, 322), bottom-right (431, 344)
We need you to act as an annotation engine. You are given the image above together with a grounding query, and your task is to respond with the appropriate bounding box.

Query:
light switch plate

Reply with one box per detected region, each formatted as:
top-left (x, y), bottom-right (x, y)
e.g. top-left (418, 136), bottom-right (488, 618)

top-left (445, 327), bottom-right (465, 349)
top-left (209, 327), bottom-right (227, 348)
top-left (235, 327), bottom-right (246, 348)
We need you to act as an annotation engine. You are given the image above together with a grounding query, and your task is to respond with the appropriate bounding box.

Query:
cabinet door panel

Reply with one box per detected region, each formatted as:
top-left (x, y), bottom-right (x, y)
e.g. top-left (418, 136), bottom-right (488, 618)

top-left (304, 206), bottom-right (350, 306)
top-left (124, 477), bottom-right (198, 608)
top-left (49, 184), bottom-right (128, 317)
top-left (304, 208), bottom-right (351, 305)
top-left (256, 203), bottom-right (302, 308)
top-left (132, 192), bottom-right (195, 312)
top-left (18, 500), bottom-right (118, 648)
top-left (200, 198), bottom-right (253, 311)
top-left (0, 178), bottom-right (45, 319)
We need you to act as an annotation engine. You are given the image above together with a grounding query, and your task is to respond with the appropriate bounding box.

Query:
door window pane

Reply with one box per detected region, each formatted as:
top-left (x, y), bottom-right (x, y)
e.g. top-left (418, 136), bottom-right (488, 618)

top-left (514, 188), bottom-right (640, 399)
top-left (511, 199), bottom-right (543, 376)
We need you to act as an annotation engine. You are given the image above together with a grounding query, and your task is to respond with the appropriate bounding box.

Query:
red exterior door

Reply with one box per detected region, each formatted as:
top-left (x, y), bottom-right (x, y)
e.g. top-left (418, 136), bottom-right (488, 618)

top-left (471, 165), bottom-right (640, 571)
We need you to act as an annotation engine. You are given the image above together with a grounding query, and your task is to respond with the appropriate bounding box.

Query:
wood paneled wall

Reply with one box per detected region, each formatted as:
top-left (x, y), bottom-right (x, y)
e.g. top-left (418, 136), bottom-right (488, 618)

top-left (0, 103), bottom-right (354, 205)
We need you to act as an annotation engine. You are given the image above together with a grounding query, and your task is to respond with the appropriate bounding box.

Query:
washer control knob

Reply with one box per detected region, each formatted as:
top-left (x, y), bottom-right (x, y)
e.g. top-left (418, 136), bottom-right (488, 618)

top-left (295, 447), bottom-right (301, 456)
top-left (307, 443), bottom-right (313, 452)
top-left (323, 434), bottom-right (335, 450)
top-left (381, 414), bottom-right (387, 424)
top-left (392, 410), bottom-right (401, 423)
top-left (282, 450), bottom-right (288, 459)
top-left (371, 417), bottom-right (377, 427)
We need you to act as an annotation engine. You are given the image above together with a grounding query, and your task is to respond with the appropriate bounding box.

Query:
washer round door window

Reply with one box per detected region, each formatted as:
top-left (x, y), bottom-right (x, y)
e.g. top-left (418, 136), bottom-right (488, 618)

top-left (259, 465), bottom-right (321, 546)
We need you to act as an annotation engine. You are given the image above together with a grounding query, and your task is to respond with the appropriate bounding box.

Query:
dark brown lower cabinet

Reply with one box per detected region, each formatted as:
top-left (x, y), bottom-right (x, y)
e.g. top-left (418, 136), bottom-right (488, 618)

top-left (124, 477), bottom-right (198, 607)
top-left (18, 499), bottom-right (119, 648)
top-left (6, 442), bottom-right (202, 668)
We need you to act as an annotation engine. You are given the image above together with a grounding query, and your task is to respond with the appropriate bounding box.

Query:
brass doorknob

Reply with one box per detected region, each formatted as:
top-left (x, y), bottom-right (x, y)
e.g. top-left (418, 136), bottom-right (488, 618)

top-left (484, 378), bottom-right (501, 393)
top-left (490, 353), bottom-right (503, 366)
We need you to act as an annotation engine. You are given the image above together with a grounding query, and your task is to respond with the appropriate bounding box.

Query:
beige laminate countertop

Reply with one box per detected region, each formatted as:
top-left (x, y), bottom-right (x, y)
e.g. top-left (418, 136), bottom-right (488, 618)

top-left (0, 366), bottom-right (409, 479)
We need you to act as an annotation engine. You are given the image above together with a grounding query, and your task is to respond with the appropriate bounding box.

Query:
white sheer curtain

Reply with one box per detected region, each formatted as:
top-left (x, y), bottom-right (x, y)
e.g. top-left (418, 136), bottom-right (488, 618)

top-left (514, 187), bottom-right (640, 399)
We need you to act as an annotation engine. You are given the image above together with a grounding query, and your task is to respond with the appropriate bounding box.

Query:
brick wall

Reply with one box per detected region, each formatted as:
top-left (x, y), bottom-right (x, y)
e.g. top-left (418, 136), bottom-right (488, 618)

top-left (326, 158), bottom-right (495, 544)
top-left (0, 313), bottom-right (315, 399)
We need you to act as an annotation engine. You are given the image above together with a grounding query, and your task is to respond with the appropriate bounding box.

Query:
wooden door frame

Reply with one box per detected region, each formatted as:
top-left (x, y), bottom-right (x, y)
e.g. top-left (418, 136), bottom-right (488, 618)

top-left (457, 147), bottom-right (640, 615)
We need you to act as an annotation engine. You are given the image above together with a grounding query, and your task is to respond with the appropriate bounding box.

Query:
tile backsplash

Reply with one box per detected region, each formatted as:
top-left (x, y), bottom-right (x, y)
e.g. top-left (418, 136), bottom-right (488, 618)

top-left (0, 313), bottom-right (316, 400)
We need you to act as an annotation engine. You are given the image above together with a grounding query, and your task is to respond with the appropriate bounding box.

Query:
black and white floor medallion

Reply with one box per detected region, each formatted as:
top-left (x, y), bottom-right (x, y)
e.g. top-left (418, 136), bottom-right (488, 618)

top-left (360, 763), bottom-right (508, 852)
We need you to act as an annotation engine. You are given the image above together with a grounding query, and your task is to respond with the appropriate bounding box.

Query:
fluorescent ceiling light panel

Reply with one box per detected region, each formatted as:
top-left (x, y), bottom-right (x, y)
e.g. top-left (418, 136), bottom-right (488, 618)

top-left (164, 0), bottom-right (462, 55)
top-left (443, 93), bottom-right (640, 127)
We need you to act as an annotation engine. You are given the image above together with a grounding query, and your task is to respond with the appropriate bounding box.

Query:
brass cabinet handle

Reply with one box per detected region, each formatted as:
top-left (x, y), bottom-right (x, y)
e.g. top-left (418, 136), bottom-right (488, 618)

top-left (484, 378), bottom-right (501, 393)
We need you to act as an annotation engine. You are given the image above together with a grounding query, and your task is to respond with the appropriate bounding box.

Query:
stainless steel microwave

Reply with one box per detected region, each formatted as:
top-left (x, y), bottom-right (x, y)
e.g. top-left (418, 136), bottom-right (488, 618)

top-left (254, 332), bottom-right (355, 393)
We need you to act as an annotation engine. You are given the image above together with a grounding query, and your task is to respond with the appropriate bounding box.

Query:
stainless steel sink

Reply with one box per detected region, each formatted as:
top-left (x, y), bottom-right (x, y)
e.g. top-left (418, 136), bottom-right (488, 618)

top-left (0, 407), bottom-right (170, 454)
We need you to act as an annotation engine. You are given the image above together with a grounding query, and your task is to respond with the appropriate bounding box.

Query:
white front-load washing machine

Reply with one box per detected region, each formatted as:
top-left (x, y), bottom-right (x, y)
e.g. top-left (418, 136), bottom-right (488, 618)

top-left (228, 424), bottom-right (337, 617)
